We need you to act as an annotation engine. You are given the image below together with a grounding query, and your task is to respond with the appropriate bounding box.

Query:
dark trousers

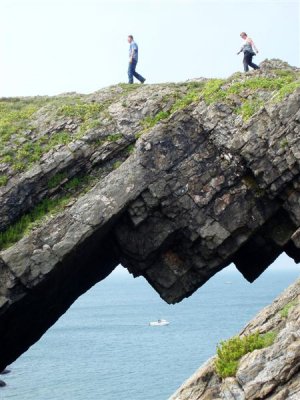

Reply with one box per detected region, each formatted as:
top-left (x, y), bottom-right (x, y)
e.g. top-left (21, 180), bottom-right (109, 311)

top-left (128, 60), bottom-right (145, 83)
top-left (243, 51), bottom-right (259, 72)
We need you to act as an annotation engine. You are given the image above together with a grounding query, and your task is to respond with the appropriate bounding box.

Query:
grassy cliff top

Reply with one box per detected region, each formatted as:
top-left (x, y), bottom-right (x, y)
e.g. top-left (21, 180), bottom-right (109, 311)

top-left (0, 59), bottom-right (299, 187)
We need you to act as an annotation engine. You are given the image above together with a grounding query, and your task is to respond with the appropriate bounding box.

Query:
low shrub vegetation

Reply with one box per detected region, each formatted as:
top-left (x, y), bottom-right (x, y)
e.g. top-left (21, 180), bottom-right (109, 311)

top-left (215, 331), bottom-right (276, 378)
top-left (47, 172), bottom-right (68, 189)
top-left (0, 173), bottom-right (97, 250)
top-left (280, 300), bottom-right (298, 318)
top-left (106, 133), bottom-right (123, 142)
top-left (236, 99), bottom-right (264, 121)
top-left (0, 97), bottom-right (109, 173)
top-left (142, 111), bottom-right (170, 129)
top-left (0, 196), bottom-right (71, 250)
top-left (1, 69), bottom-right (299, 173)
top-left (170, 90), bottom-right (200, 111)
top-left (57, 102), bottom-right (104, 119)
top-left (112, 160), bottom-right (122, 169)
top-left (273, 81), bottom-right (300, 102)
top-left (201, 79), bottom-right (226, 104)
top-left (0, 175), bottom-right (8, 187)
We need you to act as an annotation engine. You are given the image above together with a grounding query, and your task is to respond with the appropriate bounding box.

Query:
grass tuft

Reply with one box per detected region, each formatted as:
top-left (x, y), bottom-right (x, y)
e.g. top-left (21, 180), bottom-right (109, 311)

top-left (273, 81), bottom-right (300, 102)
top-left (142, 111), bottom-right (170, 129)
top-left (201, 79), bottom-right (226, 104)
top-left (47, 172), bottom-right (68, 189)
top-left (0, 172), bottom-right (97, 250)
top-left (0, 196), bottom-right (71, 250)
top-left (0, 175), bottom-right (8, 187)
top-left (236, 99), bottom-right (264, 121)
top-left (106, 133), bottom-right (123, 142)
top-left (112, 160), bottom-right (122, 169)
top-left (280, 300), bottom-right (298, 318)
top-left (57, 102), bottom-right (104, 119)
top-left (215, 331), bottom-right (276, 378)
top-left (125, 144), bottom-right (135, 154)
top-left (171, 91), bottom-right (200, 112)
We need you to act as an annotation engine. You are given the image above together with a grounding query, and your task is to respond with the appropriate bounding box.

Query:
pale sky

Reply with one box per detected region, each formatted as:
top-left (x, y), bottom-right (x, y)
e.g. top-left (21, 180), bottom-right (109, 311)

top-left (0, 0), bottom-right (299, 97)
top-left (113, 252), bottom-right (300, 276)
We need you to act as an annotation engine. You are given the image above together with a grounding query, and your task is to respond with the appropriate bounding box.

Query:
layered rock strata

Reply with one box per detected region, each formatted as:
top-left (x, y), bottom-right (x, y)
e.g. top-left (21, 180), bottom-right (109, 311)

top-left (169, 278), bottom-right (300, 400)
top-left (0, 60), bottom-right (299, 371)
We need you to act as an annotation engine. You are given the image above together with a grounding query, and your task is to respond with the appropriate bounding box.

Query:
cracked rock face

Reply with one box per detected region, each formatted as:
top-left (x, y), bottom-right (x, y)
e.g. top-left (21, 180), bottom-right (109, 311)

top-left (0, 60), bottom-right (299, 371)
top-left (169, 279), bottom-right (300, 400)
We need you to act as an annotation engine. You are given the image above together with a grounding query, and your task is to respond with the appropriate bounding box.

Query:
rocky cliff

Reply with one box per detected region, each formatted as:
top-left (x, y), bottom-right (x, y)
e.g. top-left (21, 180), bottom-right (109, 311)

top-left (0, 59), bottom-right (299, 373)
top-left (169, 277), bottom-right (300, 400)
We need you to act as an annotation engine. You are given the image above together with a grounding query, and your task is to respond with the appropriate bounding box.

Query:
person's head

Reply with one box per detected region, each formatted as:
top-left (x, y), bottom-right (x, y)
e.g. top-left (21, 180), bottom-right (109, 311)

top-left (240, 32), bottom-right (247, 39)
top-left (128, 35), bottom-right (134, 43)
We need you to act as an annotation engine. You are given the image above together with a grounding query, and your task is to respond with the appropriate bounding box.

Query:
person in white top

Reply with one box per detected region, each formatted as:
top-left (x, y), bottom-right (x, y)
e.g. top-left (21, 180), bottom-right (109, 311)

top-left (237, 32), bottom-right (260, 72)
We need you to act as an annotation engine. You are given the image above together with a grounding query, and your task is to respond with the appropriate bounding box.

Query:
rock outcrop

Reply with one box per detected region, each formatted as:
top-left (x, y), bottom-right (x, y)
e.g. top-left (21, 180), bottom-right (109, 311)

top-left (169, 278), bottom-right (300, 400)
top-left (0, 59), bottom-right (299, 372)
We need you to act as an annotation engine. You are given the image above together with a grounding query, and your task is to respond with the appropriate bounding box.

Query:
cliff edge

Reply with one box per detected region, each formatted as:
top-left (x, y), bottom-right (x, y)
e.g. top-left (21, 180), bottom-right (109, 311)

top-left (169, 277), bottom-right (300, 400)
top-left (0, 59), bottom-right (299, 371)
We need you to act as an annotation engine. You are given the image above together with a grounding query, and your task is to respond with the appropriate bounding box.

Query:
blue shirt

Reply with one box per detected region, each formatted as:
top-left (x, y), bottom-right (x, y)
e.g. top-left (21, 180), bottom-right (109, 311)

top-left (129, 41), bottom-right (138, 62)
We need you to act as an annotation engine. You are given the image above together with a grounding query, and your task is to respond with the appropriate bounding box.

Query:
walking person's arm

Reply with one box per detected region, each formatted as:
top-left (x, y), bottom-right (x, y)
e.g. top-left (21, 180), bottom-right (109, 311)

top-left (129, 43), bottom-right (137, 63)
top-left (237, 44), bottom-right (244, 55)
top-left (248, 38), bottom-right (259, 53)
top-left (129, 48), bottom-right (133, 63)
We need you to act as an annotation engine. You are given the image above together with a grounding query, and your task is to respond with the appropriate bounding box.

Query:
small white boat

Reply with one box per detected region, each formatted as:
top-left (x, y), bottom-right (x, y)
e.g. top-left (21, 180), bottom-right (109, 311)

top-left (149, 319), bottom-right (169, 326)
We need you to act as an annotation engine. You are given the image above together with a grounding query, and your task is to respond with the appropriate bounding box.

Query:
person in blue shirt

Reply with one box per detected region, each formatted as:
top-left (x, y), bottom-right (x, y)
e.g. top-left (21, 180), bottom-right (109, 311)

top-left (127, 35), bottom-right (146, 84)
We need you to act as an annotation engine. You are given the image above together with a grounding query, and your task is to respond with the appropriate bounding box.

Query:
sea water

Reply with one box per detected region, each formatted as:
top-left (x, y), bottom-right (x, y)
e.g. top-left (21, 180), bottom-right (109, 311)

top-left (2, 254), bottom-right (299, 400)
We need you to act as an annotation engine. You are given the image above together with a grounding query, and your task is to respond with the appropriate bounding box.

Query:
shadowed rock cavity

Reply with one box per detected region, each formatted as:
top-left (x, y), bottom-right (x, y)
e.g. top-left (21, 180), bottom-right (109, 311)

top-left (0, 229), bottom-right (119, 371)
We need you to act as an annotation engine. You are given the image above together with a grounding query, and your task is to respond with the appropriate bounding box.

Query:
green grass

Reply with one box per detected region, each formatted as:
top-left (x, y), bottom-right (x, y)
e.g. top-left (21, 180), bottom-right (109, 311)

top-left (64, 176), bottom-right (82, 190)
top-left (0, 175), bottom-right (8, 187)
top-left (228, 77), bottom-right (290, 94)
top-left (57, 102), bottom-right (104, 119)
top-left (280, 139), bottom-right (289, 149)
top-left (140, 89), bottom-right (202, 131)
top-left (118, 83), bottom-right (140, 93)
top-left (273, 81), bottom-right (300, 102)
top-left (45, 131), bottom-right (71, 150)
top-left (0, 172), bottom-right (98, 250)
top-left (134, 130), bottom-right (145, 139)
top-left (170, 90), bottom-right (200, 112)
top-left (106, 133), bottom-right (123, 142)
top-left (0, 100), bottom-right (40, 146)
top-left (3, 131), bottom-right (71, 173)
top-left (125, 144), bottom-right (135, 154)
top-left (64, 175), bottom-right (94, 191)
top-left (0, 97), bottom-right (108, 172)
top-left (13, 142), bottom-right (44, 170)
top-left (201, 79), bottom-right (226, 104)
top-left (1, 70), bottom-right (299, 174)
top-left (112, 160), bottom-right (122, 169)
top-left (0, 196), bottom-right (71, 250)
top-left (198, 73), bottom-right (300, 119)
top-left (1, 130), bottom-right (73, 173)
top-left (186, 81), bottom-right (206, 90)
top-left (280, 300), bottom-right (298, 318)
top-left (79, 119), bottom-right (102, 134)
top-left (215, 331), bottom-right (277, 378)
top-left (236, 99), bottom-right (264, 121)
top-left (142, 111), bottom-right (170, 129)
top-left (47, 172), bottom-right (68, 189)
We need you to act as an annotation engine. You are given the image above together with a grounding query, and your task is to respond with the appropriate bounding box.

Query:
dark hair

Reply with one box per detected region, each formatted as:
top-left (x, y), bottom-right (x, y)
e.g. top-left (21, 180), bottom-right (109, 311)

top-left (128, 35), bottom-right (134, 40)
top-left (240, 32), bottom-right (247, 37)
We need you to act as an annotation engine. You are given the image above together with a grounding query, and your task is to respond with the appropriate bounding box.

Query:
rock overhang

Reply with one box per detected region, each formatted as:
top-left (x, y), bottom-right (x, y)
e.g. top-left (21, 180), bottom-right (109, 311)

top-left (0, 59), bottom-right (299, 370)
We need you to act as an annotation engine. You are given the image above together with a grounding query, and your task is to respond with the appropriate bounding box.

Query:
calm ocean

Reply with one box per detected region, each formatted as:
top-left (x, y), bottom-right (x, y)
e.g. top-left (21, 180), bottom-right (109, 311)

top-left (2, 254), bottom-right (299, 400)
